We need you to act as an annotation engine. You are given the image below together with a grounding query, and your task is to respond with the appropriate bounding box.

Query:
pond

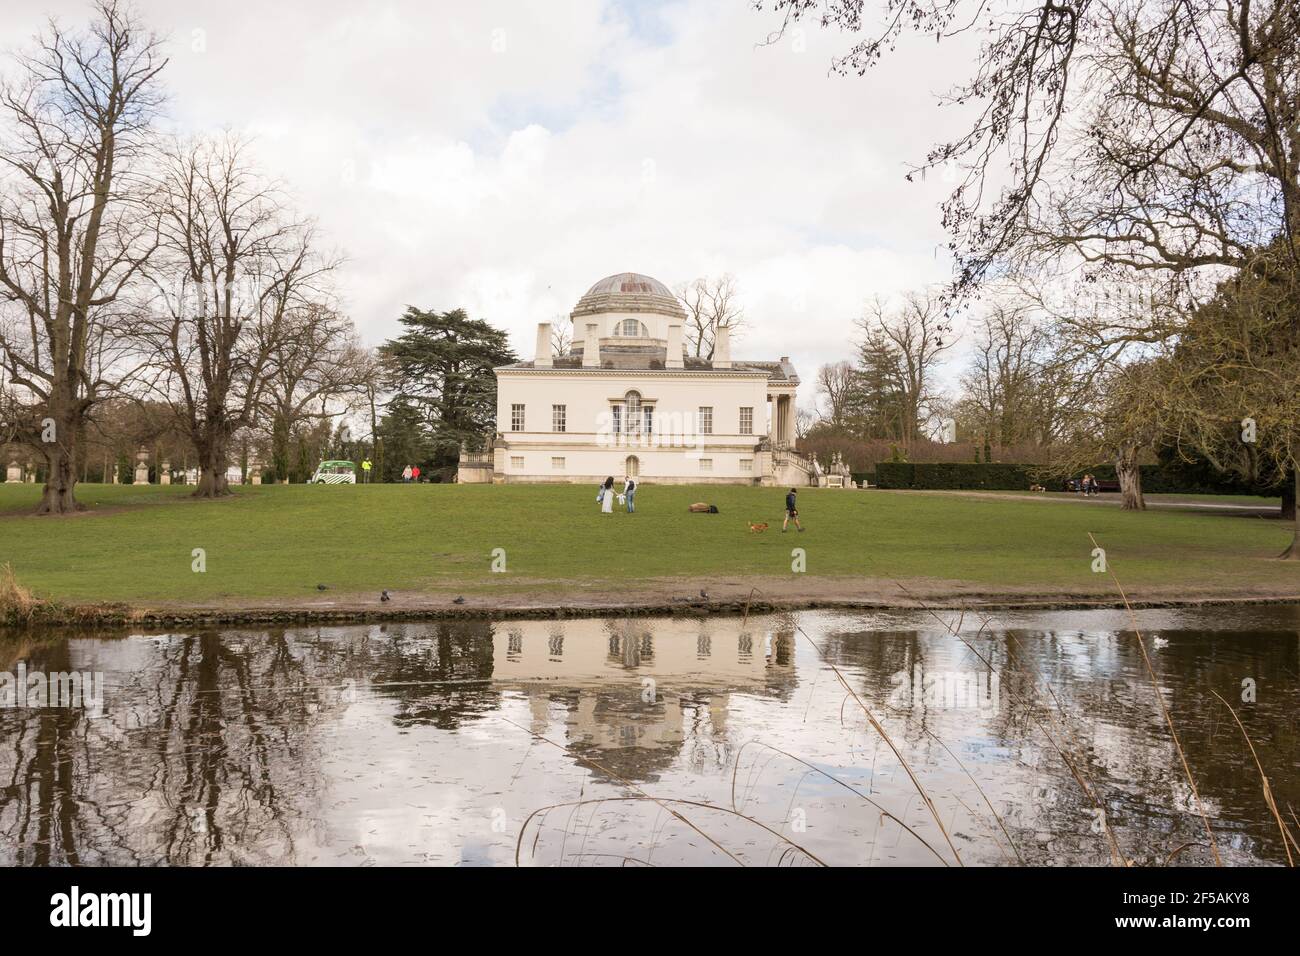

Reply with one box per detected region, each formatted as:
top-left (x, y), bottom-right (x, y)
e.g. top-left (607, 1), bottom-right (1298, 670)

top-left (1, 606), bottom-right (1297, 866)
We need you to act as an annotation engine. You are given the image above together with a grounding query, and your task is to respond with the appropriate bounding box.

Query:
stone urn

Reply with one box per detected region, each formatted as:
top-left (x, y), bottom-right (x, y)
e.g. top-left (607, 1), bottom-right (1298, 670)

top-left (134, 447), bottom-right (150, 485)
top-left (160, 459), bottom-right (171, 485)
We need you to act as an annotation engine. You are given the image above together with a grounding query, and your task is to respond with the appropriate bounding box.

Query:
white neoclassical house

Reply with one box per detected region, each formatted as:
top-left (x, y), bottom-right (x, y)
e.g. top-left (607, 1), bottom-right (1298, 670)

top-left (459, 272), bottom-right (813, 485)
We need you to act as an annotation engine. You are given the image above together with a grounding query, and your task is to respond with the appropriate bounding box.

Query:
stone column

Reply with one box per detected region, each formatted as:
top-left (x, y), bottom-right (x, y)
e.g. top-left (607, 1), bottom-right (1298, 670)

top-left (4, 461), bottom-right (20, 484)
top-left (248, 455), bottom-right (262, 484)
top-left (134, 447), bottom-right (150, 485)
top-left (160, 460), bottom-right (171, 485)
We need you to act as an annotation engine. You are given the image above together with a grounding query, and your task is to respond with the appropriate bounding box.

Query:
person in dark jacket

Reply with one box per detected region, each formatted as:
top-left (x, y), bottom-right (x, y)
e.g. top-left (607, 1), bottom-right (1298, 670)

top-left (782, 488), bottom-right (804, 532)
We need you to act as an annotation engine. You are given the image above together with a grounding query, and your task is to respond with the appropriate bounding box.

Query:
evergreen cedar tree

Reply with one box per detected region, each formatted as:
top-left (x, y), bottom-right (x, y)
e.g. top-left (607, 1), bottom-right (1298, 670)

top-left (379, 308), bottom-right (517, 482)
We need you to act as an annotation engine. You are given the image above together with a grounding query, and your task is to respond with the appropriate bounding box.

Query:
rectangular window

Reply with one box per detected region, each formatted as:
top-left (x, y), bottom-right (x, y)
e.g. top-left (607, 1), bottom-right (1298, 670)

top-left (511, 404), bottom-right (525, 431)
top-left (611, 404), bottom-right (622, 434)
top-left (698, 406), bottom-right (713, 435)
top-left (699, 458), bottom-right (713, 472)
top-left (551, 457), bottom-right (565, 470)
top-left (510, 456), bottom-right (524, 469)
top-left (552, 404), bottom-right (566, 432)
top-left (740, 458), bottom-right (753, 472)
top-left (739, 406), bottom-right (753, 435)
top-left (643, 406), bottom-right (654, 433)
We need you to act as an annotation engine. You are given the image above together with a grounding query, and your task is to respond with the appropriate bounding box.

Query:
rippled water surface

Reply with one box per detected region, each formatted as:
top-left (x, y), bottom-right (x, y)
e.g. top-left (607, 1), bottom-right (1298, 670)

top-left (2, 606), bottom-right (1297, 866)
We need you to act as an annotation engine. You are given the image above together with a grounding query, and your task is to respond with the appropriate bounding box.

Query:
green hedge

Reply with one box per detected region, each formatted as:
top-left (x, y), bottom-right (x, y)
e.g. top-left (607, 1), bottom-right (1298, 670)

top-left (875, 462), bottom-right (1038, 490)
top-left (872, 462), bottom-right (1279, 495)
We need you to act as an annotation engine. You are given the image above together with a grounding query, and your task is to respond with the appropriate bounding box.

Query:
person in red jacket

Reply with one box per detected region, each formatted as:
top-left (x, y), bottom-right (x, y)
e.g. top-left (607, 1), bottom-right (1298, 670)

top-left (411, 465), bottom-right (421, 483)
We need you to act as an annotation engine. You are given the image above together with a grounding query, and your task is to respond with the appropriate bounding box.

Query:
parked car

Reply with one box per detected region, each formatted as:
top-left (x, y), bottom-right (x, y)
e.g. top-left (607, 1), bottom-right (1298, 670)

top-left (310, 460), bottom-right (357, 484)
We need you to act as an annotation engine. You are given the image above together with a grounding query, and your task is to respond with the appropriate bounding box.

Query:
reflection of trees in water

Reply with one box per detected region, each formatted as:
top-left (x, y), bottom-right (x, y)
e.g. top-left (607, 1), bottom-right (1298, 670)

top-left (363, 621), bottom-right (500, 730)
top-left (819, 624), bottom-right (1300, 865)
top-left (0, 641), bottom-right (103, 864)
top-left (0, 629), bottom-right (350, 865)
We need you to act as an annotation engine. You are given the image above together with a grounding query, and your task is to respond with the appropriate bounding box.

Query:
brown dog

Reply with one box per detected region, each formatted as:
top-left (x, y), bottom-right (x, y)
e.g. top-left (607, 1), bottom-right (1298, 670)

top-left (1029, 484), bottom-right (1047, 493)
top-left (749, 522), bottom-right (769, 533)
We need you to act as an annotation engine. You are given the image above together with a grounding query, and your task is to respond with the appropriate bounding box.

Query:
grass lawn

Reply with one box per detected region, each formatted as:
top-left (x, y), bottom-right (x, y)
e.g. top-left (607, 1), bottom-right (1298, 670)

top-left (0, 482), bottom-right (1296, 605)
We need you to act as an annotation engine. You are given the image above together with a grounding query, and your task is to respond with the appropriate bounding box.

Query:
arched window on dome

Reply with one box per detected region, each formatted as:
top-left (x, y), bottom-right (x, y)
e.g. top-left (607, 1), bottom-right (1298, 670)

top-left (617, 318), bottom-right (649, 337)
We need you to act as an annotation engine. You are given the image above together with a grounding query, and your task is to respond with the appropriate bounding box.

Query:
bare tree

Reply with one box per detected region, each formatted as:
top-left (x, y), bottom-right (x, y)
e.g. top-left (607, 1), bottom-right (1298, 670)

top-left (856, 291), bottom-right (955, 449)
top-left (762, 1), bottom-right (1300, 293)
top-left (960, 303), bottom-right (1060, 449)
top-left (1048, 359), bottom-right (1168, 510)
top-left (794, 405), bottom-right (816, 441)
top-left (0, 2), bottom-right (165, 513)
top-left (814, 360), bottom-right (858, 429)
top-left (549, 313), bottom-right (572, 356)
top-left (676, 274), bottom-right (745, 359)
top-left (136, 135), bottom-right (338, 497)
top-left (260, 303), bottom-right (365, 482)
top-left (355, 348), bottom-right (390, 480)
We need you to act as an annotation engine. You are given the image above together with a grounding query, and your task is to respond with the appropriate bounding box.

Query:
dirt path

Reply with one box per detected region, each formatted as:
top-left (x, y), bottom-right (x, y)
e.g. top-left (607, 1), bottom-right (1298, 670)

top-left (16, 574), bottom-right (1293, 629)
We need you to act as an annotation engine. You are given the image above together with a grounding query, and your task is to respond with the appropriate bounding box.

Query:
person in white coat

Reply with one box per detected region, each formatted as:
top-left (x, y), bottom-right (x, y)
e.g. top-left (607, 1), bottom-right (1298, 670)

top-left (600, 476), bottom-right (615, 513)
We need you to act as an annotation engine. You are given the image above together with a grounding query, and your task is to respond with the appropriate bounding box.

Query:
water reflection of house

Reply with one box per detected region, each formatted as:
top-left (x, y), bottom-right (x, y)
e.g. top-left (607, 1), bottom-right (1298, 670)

top-left (491, 618), bottom-right (798, 782)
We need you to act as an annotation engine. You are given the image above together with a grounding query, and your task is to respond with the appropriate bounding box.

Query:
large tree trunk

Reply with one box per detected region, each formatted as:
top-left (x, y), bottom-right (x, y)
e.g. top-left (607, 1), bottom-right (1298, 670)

top-left (193, 437), bottom-right (232, 498)
top-left (1116, 443), bottom-right (1145, 511)
top-left (1281, 465), bottom-right (1299, 560)
top-left (271, 416), bottom-right (290, 484)
top-left (35, 401), bottom-right (82, 515)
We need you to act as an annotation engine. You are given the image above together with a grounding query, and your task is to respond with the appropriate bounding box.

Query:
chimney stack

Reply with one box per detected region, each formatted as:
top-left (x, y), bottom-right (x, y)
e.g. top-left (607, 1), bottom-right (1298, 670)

top-left (535, 322), bottom-right (553, 367)
top-left (713, 324), bottom-right (731, 369)
top-left (582, 322), bottom-right (601, 367)
top-left (665, 323), bottom-right (684, 368)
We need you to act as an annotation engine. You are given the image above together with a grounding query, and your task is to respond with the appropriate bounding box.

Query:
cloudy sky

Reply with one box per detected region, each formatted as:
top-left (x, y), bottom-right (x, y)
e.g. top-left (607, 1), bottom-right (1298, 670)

top-left (3, 0), bottom-right (979, 407)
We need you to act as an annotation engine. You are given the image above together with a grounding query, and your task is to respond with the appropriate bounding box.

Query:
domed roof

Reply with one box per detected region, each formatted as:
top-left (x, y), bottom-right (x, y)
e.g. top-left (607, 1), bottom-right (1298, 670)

top-left (572, 271), bottom-right (685, 319)
top-left (583, 272), bottom-right (674, 298)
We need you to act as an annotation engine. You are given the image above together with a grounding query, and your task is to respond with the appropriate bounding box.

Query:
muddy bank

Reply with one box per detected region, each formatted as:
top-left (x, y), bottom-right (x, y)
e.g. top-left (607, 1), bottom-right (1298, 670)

top-left (5, 575), bottom-right (1299, 629)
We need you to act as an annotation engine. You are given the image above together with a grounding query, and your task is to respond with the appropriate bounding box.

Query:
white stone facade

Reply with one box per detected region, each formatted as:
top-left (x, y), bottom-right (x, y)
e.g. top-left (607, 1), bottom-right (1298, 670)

top-left (462, 272), bottom-right (811, 486)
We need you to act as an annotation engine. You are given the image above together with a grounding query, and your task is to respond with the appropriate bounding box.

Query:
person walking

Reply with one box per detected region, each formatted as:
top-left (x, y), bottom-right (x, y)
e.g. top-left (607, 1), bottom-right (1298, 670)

top-left (600, 475), bottom-right (615, 514)
top-left (402, 464), bottom-right (412, 483)
top-left (782, 487), bottom-right (804, 532)
top-left (411, 465), bottom-right (421, 483)
top-left (623, 475), bottom-right (637, 513)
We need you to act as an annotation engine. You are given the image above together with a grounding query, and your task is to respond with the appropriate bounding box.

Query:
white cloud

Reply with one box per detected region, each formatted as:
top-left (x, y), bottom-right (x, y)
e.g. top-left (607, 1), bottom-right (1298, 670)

top-left (2, 0), bottom-right (980, 399)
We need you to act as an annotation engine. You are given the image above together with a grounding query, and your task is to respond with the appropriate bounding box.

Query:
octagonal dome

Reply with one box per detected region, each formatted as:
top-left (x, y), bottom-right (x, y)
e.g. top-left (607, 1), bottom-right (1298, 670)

top-left (572, 271), bottom-right (685, 320)
top-left (584, 272), bottom-right (673, 297)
